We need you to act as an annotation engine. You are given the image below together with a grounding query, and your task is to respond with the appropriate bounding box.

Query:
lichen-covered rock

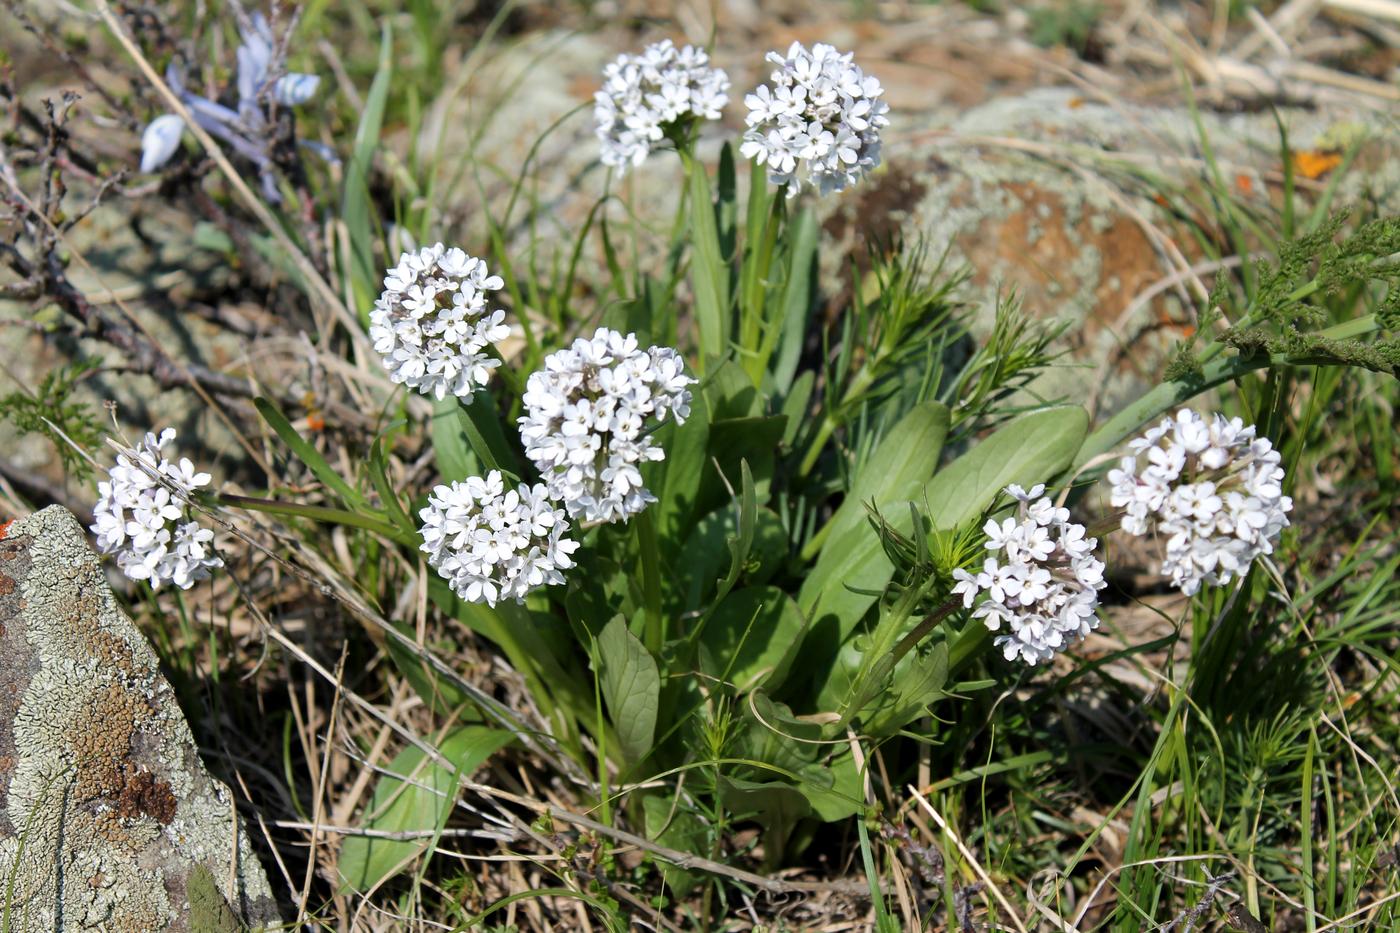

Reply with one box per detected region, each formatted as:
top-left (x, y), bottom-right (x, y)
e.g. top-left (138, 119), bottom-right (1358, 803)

top-left (0, 506), bottom-right (280, 931)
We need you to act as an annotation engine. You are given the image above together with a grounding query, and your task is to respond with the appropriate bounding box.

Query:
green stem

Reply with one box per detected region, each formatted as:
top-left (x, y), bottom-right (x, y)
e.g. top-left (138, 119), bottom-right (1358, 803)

top-left (217, 493), bottom-right (419, 548)
top-left (637, 508), bottom-right (665, 654)
top-left (1073, 314), bottom-right (1379, 471)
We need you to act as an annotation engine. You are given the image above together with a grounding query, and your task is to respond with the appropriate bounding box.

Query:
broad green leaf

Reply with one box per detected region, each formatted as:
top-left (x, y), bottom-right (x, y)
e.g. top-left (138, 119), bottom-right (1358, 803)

top-left (862, 643), bottom-right (950, 737)
top-left (731, 692), bottom-right (823, 775)
top-left (796, 406), bottom-right (1082, 648)
top-left (815, 400), bottom-right (951, 560)
top-left (699, 586), bottom-right (806, 692)
top-left (711, 460), bottom-right (756, 608)
top-left (255, 397), bottom-right (367, 509)
top-left (779, 370), bottom-right (815, 448)
top-left (597, 615), bottom-right (660, 766)
top-left (800, 752), bottom-right (865, 822)
top-left (456, 390), bottom-right (519, 478)
top-left (339, 726), bottom-right (512, 892)
top-left (430, 395), bottom-right (477, 484)
top-left (642, 794), bottom-right (710, 897)
top-left (924, 405), bottom-right (1089, 530)
top-left (686, 155), bottom-right (730, 366)
top-left (652, 395), bottom-right (711, 556)
top-left (717, 776), bottom-right (810, 865)
top-left (679, 505), bottom-right (787, 610)
top-left (769, 208), bottom-right (819, 392)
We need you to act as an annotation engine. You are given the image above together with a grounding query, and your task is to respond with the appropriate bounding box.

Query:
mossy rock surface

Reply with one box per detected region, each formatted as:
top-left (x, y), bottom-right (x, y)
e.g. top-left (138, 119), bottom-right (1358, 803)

top-left (0, 506), bottom-right (280, 931)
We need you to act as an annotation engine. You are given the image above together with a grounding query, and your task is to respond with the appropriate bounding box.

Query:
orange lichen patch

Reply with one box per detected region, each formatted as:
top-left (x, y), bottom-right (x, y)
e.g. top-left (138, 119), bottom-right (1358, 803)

top-left (1068, 96), bottom-right (1086, 109)
top-left (1235, 173), bottom-right (1254, 195)
top-left (0, 520), bottom-right (12, 540)
top-left (1292, 149), bottom-right (1343, 180)
top-left (306, 413), bottom-right (326, 432)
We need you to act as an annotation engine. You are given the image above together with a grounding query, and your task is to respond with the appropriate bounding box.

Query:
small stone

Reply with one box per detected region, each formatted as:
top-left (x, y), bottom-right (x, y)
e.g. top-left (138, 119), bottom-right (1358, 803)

top-left (0, 506), bottom-right (281, 931)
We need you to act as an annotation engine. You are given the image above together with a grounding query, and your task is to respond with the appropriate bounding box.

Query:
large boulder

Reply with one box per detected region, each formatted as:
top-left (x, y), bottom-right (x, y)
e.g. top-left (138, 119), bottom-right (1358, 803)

top-left (0, 506), bottom-right (281, 931)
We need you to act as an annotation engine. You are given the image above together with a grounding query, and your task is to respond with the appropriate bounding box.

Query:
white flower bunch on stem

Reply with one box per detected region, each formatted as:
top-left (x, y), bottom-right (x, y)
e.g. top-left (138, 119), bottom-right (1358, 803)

top-left (419, 471), bottom-right (579, 607)
top-left (519, 328), bottom-right (694, 524)
top-left (595, 39), bottom-right (730, 171)
top-left (369, 244), bottom-right (512, 401)
top-left (740, 41), bottom-right (889, 196)
top-left (952, 485), bottom-right (1106, 666)
top-left (90, 428), bottom-right (222, 590)
top-left (1109, 409), bottom-right (1292, 595)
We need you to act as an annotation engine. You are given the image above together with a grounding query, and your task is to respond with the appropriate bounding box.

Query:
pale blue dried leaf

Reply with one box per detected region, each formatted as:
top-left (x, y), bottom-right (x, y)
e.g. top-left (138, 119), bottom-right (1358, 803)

top-left (274, 73), bottom-right (320, 106)
top-left (140, 114), bottom-right (185, 172)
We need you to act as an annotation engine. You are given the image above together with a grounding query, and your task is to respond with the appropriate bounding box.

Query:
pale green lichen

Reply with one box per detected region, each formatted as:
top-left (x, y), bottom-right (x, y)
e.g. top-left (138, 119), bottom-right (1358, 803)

top-left (0, 506), bottom-right (279, 931)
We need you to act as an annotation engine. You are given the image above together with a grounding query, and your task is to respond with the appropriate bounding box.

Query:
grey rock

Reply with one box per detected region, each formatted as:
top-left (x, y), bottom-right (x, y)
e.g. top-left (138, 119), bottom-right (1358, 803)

top-left (0, 506), bottom-right (280, 931)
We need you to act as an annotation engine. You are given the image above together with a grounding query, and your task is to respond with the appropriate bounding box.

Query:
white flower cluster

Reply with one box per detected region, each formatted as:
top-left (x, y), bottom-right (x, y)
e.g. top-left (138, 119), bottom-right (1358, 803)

top-left (519, 328), bottom-right (694, 524)
top-left (952, 485), bottom-right (1106, 666)
top-left (740, 41), bottom-right (890, 196)
top-left (369, 244), bottom-right (512, 401)
top-left (90, 429), bottom-right (222, 591)
top-left (419, 471), bottom-right (579, 607)
top-left (595, 39), bottom-right (730, 171)
top-left (1108, 409), bottom-right (1292, 596)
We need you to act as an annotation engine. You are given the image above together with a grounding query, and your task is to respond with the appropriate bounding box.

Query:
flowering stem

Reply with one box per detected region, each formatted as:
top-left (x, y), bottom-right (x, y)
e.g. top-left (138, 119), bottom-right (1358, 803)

top-left (216, 493), bottom-right (419, 548)
top-left (637, 508), bottom-right (665, 654)
top-left (1072, 314), bottom-right (1380, 472)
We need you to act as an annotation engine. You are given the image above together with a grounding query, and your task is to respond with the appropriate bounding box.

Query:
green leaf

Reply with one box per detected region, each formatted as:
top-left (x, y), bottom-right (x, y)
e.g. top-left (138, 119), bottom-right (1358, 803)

top-left (770, 208), bottom-right (819, 392)
top-left (800, 752), bottom-right (865, 822)
top-left (924, 405), bottom-right (1089, 530)
top-left (255, 397), bottom-right (367, 509)
top-left (680, 505), bottom-right (787, 610)
top-left (642, 794), bottom-right (710, 897)
top-left (686, 154), bottom-right (731, 366)
top-left (343, 24), bottom-right (393, 321)
top-left (700, 586), bottom-right (807, 693)
top-left (811, 400), bottom-right (951, 560)
top-left (712, 460), bottom-right (756, 608)
top-left (430, 395), bottom-right (476, 484)
top-left (369, 438), bottom-right (414, 533)
top-left (339, 726), bottom-right (512, 892)
top-left (652, 393), bottom-right (711, 556)
top-left (597, 615), bottom-right (661, 767)
top-left (717, 776), bottom-right (810, 866)
top-left (456, 390), bottom-right (519, 478)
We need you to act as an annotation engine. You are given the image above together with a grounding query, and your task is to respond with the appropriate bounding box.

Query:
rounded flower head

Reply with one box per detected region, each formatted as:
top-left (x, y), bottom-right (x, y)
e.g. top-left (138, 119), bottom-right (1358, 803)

top-left (90, 428), bottom-right (222, 591)
top-left (1108, 409), bottom-right (1292, 596)
top-left (368, 243), bottom-right (512, 401)
top-left (595, 39), bottom-right (730, 172)
top-left (951, 484), bottom-right (1106, 666)
top-left (419, 471), bottom-right (579, 607)
top-left (519, 327), bottom-right (695, 524)
top-left (739, 41), bottom-right (889, 197)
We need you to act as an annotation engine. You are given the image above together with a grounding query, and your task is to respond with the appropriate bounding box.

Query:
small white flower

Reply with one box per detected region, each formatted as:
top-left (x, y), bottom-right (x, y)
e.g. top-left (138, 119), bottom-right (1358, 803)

top-left (519, 328), bottom-right (695, 524)
top-left (140, 114), bottom-right (186, 172)
top-left (741, 41), bottom-right (889, 196)
top-left (419, 471), bottom-right (579, 607)
top-left (1108, 409), bottom-right (1292, 595)
top-left (368, 244), bottom-right (512, 400)
top-left (952, 486), bottom-right (1105, 666)
top-left (594, 39), bottom-right (730, 172)
top-left (89, 427), bottom-right (222, 590)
